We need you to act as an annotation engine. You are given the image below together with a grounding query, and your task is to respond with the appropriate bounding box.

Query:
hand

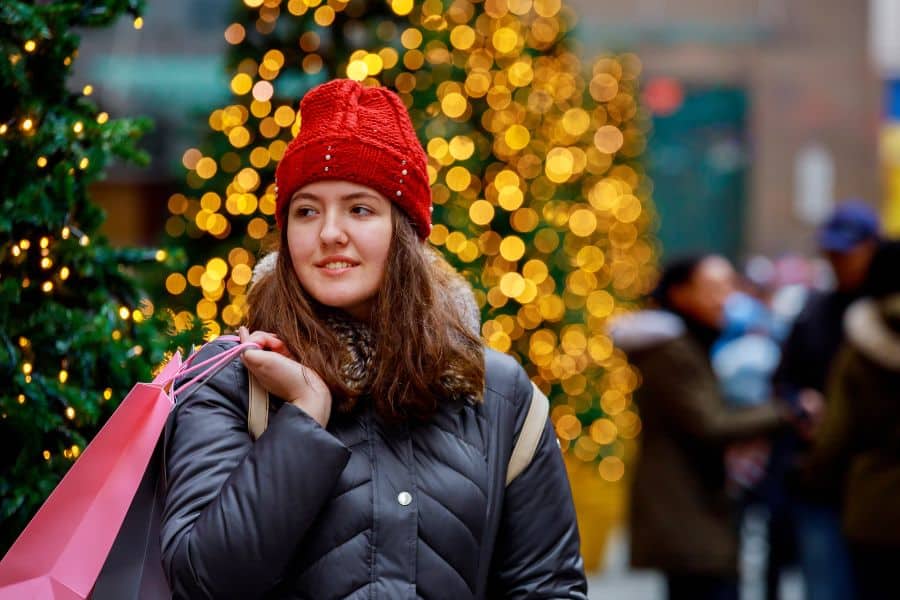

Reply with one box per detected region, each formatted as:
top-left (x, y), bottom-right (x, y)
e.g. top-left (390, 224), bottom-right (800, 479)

top-left (784, 388), bottom-right (826, 441)
top-left (239, 326), bottom-right (332, 428)
top-left (796, 388), bottom-right (826, 439)
top-left (798, 388), bottom-right (826, 423)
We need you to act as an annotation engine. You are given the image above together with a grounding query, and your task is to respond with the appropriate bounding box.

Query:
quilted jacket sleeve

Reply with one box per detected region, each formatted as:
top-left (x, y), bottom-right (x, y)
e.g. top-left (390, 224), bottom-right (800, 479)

top-left (487, 366), bottom-right (588, 599)
top-left (160, 341), bottom-right (351, 599)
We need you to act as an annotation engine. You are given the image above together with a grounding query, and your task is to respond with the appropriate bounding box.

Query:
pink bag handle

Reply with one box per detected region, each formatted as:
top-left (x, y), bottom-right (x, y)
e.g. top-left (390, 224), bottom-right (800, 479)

top-left (175, 334), bottom-right (241, 375)
top-left (172, 345), bottom-right (255, 400)
top-left (180, 334), bottom-right (240, 370)
top-left (157, 336), bottom-right (260, 403)
top-left (156, 341), bottom-right (241, 390)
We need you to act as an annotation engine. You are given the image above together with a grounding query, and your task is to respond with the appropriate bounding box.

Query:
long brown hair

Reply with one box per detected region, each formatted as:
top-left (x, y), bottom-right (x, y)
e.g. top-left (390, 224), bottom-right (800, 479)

top-left (246, 207), bottom-right (485, 422)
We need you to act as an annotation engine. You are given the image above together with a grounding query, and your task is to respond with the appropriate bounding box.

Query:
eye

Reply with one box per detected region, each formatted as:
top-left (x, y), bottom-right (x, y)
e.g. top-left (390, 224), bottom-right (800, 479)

top-left (351, 205), bottom-right (374, 216)
top-left (293, 206), bottom-right (317, 218)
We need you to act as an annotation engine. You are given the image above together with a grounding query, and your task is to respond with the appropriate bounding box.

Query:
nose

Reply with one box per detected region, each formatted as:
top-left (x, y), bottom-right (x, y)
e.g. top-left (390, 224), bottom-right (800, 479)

top-left (319, 210), bottom-right (348, 246)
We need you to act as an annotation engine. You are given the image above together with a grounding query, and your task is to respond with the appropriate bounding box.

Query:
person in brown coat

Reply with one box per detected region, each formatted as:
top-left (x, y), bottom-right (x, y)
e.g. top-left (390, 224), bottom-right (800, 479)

top-left (804, 241), bottom-right (900, 600)
top-left (612, 255), bottom-right (789, 600)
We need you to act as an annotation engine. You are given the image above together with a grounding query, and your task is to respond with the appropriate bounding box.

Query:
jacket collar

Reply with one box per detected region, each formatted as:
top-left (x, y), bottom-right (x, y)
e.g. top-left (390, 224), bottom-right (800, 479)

top-left (845, 295), bottom-right (900, 370)
top-left (608, 310), bottom-right (686, 353)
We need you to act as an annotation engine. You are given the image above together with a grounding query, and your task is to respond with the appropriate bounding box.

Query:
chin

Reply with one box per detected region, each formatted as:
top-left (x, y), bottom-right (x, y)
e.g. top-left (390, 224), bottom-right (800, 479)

top-left (311, 291), bottom-right (374, 316)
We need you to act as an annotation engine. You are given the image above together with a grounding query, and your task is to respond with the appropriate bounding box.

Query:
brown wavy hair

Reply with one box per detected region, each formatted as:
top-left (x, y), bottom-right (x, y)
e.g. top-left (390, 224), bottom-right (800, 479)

top-left (246, 206), bottom-right (484, 422)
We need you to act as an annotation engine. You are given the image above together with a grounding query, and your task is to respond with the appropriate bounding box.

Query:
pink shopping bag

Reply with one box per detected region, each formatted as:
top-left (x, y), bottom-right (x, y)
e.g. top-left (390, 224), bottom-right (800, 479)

top-left (0, 338), bottom-right (256, 599)
top-left (0, 353), bottom-right (184, 599)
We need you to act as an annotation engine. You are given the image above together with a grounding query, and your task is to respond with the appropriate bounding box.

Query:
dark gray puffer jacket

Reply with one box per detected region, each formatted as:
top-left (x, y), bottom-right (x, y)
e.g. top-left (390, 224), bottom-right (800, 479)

top-left (160, 341), bottom-right (587, 599)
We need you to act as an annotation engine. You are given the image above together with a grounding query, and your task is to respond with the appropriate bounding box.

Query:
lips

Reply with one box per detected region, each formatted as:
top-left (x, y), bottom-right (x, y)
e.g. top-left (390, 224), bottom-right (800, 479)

top-left (315, 256), bottom-right (359, 270)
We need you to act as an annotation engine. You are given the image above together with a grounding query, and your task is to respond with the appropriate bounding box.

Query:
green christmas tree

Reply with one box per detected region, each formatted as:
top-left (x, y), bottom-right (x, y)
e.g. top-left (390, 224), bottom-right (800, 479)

top-left (0, 0), bottom-right (193, 552)
top-left (164, 0), bottom-right (653, 484)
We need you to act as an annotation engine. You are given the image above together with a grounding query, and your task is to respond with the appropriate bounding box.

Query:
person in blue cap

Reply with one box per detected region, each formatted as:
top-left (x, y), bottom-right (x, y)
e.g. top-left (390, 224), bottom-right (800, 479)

top-left (765, 200), bottom-right (881, 600)
top-left (817, 200), bottom-right (882, 297)
top-left (803, 240), bottom-right (900, 600)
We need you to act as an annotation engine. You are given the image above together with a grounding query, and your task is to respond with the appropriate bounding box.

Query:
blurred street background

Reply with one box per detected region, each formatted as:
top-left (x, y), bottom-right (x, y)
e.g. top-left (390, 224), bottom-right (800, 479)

top-left (5, 1), bottom-right (900, 598)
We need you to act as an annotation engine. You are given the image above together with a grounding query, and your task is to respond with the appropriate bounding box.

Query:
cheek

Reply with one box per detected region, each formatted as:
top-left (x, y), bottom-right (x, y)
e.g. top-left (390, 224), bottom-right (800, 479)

top-left (286, 230), bottom-right (315, 274)
top-left (361, 252), bottom-right (389, 290)
top-left (373, 241), bottom-right (391, 273)
top-left (287, 225), bottom-right (312, 256)
top-left (359, 226), bottom-right (393, 272)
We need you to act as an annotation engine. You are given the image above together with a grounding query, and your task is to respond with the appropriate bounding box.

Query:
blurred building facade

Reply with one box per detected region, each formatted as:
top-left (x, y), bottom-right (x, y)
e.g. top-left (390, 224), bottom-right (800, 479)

top-left (76, 0), bottom-right (880, 258)
top-left (569, 0), bottom-right (879, 258)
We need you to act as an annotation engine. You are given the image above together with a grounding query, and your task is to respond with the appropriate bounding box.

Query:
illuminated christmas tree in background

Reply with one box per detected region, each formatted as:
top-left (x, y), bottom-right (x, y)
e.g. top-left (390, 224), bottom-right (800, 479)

top-left (163, 0), bottom-right (657, 541)
top-left (0, 0), bottom-right (197, 552)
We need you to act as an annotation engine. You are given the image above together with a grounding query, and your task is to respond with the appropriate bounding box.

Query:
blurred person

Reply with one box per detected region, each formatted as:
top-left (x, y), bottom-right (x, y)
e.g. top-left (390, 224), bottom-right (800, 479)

top-left (768, 200), bottom-right (881, 600)
top-left (777, 202), bottom-right (881, 396)
top-left (611, 254), bottom-right (789, 600)
top-left (803, 241), bottom-right (900, 600)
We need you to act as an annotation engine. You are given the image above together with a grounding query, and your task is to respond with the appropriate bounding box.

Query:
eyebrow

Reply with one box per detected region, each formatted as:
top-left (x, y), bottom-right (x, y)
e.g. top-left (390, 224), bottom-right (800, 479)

top-left (290, 191), bottom-right (381, 203)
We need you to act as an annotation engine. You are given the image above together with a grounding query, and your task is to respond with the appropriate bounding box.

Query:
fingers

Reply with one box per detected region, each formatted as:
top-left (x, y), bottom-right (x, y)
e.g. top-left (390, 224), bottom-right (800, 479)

top-left (236, 328), bottom-right (329, 406)
top-left (241, 350), bottom-right (314, 399)
top-left (238, 326), bottom-right (290, 356)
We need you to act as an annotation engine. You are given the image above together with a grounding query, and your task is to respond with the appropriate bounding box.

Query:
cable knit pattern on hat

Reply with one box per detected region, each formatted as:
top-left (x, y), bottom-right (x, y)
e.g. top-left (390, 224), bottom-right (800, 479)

top-left (274, 79), bottom-right (432, 238)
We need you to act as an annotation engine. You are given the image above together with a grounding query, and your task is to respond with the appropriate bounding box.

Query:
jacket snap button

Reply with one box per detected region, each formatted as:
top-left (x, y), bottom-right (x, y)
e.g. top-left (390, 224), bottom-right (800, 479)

top-left (397, 491), bottom-right (413, 506)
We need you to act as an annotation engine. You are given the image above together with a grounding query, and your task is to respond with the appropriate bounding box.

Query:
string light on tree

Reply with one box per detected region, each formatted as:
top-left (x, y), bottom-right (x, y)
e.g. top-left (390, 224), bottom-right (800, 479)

top-left (0, 0), bottom-right (198, 551)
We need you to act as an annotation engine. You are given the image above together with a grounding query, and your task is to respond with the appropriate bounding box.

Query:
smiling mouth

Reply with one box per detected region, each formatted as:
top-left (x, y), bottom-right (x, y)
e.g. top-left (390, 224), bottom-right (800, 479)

top-left (320, 261), bottom-right (356, 270)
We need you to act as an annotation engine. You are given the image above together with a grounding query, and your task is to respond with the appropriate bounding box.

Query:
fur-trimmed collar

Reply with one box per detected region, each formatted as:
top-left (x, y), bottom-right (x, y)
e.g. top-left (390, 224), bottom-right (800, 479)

top-left (608, 310), bottom-right (686, 353)
top-left (845, 296), bottom-right (900, 370)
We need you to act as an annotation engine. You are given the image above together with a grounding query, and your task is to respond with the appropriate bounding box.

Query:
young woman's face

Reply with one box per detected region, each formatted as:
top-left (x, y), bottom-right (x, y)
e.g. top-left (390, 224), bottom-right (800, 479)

top-left (286, 180), bottom-right (393, 321)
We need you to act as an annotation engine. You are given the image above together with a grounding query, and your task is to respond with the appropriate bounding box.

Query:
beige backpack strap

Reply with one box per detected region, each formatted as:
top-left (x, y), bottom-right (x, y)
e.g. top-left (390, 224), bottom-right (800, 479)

top-left (247, 373), bottom-right (269, 440)
top-left (505, 382), bottom-right (550, 486)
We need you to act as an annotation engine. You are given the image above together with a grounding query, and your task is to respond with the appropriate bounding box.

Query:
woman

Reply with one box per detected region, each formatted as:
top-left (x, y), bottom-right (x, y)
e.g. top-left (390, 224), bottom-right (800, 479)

top-left (611, 255), bottom-right (788, 600)
top-left (159, 79), bottom-right (586, 599)
top-left (804, 241), bottom-right (900, 600)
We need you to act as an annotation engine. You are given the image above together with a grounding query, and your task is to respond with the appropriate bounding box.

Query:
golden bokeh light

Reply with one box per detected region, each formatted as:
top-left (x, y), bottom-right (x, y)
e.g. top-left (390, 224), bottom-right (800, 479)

top-left (441, 92), bottom-right (468, 118)
top-left (492, 28), bottom-right (519, 54)
top-left (166, 273), bottom-right (188, 295)
top-left (230, 73), bottom-right (253, 95)
top-left (449, 136), bottom-right (475, 160)
top-left (469, 200), bottom-right (495, 225)
top-left (598, 456), bottom-right (625, 482)
top-left (545, 147), bottom-right (574, 182)
top-left (569, 208), bottom-right (597, 237)
top-left (594, 125), bottom-right (625, 153)
top-left (505, 125), bottom-right (530, 150)
top-left (391, 0), bottom-right (414, 16)
top-left (450, 25), bottom-right (476, 50)
top-left (499, 235), bottom-right (526, 261)
top-left (224, 23), bottom-right (246, 45)
top-left (195, 157), bottom-right (217, 179)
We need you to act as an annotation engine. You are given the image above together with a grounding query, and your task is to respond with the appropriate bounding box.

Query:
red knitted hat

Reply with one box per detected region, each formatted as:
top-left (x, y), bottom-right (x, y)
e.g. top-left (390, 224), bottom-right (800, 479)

top-left (274, 79), bottom-right (432, 239)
